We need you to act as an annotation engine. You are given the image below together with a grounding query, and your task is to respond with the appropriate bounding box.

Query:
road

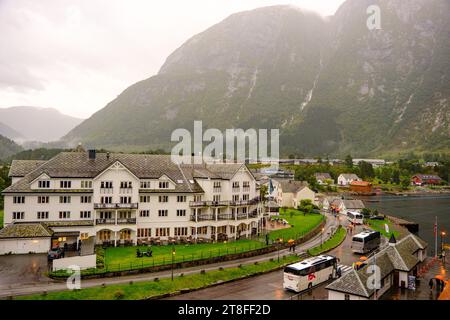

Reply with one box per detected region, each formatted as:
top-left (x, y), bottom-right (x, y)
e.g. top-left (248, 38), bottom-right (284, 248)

top-left (0, 212), bottom-right (338, 298)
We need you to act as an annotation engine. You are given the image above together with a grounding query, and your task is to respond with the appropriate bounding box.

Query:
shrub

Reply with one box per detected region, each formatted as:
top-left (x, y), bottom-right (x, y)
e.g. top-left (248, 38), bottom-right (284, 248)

top-left (114, 289), bottom-right (125, 300)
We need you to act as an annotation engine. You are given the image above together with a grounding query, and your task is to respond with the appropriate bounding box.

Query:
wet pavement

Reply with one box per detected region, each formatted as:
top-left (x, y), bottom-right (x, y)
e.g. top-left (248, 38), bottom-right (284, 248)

top-left (0, 254), bottom-right (53, 287)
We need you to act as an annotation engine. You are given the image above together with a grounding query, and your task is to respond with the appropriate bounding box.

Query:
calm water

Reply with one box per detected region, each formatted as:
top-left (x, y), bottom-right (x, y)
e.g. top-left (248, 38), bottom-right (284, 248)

top-left (360, 194), bottom-right (450, 253)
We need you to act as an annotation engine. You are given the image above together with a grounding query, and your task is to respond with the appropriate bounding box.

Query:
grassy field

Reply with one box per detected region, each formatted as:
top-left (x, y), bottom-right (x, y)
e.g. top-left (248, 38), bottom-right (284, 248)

top-left (367, 219), bottom-right (400, 238)
top-left (103, 239), bottom-right (265, 271)
top-left (308, 226), bottom-right (347, 256)
top-left (0, 209), bottom-right (3, 229)
top-left (18, 255), bottom-right (300, 300)
top-left (268, 209), bottom-right (325, 242)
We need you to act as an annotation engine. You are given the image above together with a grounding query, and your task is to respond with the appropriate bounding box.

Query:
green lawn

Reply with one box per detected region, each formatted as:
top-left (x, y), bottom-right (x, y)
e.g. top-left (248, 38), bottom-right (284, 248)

top-left (0, 210), bottom-right (3, 229)
top-left (366, 219), bottom-right (400, 238)
top-left (18, 255), bottom-right (300, 300)
top-left (268, 209), bottom-right (325, 242)
top-left (103, 239), bottom-right (265, 271)
top-left (308, 226), bottom-right (347, 256)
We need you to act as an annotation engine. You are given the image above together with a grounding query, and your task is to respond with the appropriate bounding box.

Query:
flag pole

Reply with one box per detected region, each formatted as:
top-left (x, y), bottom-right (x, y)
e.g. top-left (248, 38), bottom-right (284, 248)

top-left (435, 216), bottom-right (438, 257)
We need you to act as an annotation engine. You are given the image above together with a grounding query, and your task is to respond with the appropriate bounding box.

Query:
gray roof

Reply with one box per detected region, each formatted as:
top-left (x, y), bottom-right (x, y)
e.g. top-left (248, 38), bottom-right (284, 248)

top-left (340, 173), bottom-right (360, 180)
top-left (341, 199), bottom-right (365, 209)
top-left (3, 152), bottom-right (249, 194)
top-left (0, 223), bottom-right (53, 239)
top-left (8, 160), bottom-right (47, 177)
top-left (314, 173), bottom-right (332, 180)
top-left (278, 180), bottom-right (310, 194)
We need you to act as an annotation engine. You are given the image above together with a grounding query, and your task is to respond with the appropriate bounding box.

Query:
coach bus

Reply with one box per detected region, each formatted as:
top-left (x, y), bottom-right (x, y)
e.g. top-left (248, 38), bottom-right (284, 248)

top-left (283, 255), bottom-right (338, 293)
top-left (347, 211), bottom-right (364, 225)
top-left (351, 230), bottom-right (381, 254)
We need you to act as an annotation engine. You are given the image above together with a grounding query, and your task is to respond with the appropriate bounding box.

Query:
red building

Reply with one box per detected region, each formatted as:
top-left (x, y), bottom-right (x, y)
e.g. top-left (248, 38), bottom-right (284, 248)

top-left (411, 174), bottom-right (443, 186)
top-left (350, 181), bottom-right (373, 194)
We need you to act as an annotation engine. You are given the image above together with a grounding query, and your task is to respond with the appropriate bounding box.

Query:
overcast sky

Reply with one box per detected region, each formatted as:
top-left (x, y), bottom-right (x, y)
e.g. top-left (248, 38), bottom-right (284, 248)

top-left (0, 0), bottom-right (346, 119)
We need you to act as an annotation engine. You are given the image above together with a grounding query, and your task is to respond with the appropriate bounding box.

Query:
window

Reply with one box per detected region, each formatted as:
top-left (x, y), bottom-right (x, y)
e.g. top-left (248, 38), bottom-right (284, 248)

top-left (213, 181), bottom-right (221, 188)
top-left (233, 195), bottom-right (239, 202)
top-left (38, 180), bottom-right (50, 188)
top-left (81, 196), bottom-right (92, 204)
top-left (174, 227), bottom-right (188, 236)
top-left (60, 181), bottom-right (72, 189)
top-left (137, 228), bottom-right (151, 238)
top-left (99, 211), bottom-right (112, 219)
top-left (243, 194), bottom-right (249, 201)
top-left (194, 195), bottom-right (202, 202)
top-left (59, 211), bottom-right (71, 219)
top-left (80, 211), bottom-right (91, 219)
top-left (159, 195), bottom-right (169, 203)
top-left (13, 196), bottom-right (25, 204)
top-left (213, 195), bottom-right (221, 202)
top-left (37, 211), bottom-right (49, 219)
top-left (345, 294), bottom-right (350, 300)
top-left (232, 181), bottom-right (240, 188)
top-left (100, 181), bottom-right (113, 189)
top-left (38, 196), bottom-right (49, 204)
top-left (140, 181), bottom-right (151, 189)
top-left (243, 181), bottom-right (250, 188)
top-left (101, 196), bottom-right (112, 204)
top-left (176, 209), bottom-right (186, 217)
top-left (80, 233), bottom-right (89, 240)
top-left (12, 212), bottom-right (24, 220)
top-left (120, 196), bottom-right (131, 204)
top-left (197, 226), bottom-right (207, 234)
top-left (177, 195), bottom-right (186, 203)
top-left (59, 196), bottom-right (71, 204)
top-left (140, 195), bottom-right (150, 203)
top-left (155, 228), bottom-right (170, 237)
top-left (140, 210), bottom-right (150, 217)
top-left (159, 181), bottom-right (169, 189)
top-left (120, 181), bottom-right (132, 189)
top-left (81, 181), bottom-right (92, 189)
top-left (158, 210), bottom-right (168, 217)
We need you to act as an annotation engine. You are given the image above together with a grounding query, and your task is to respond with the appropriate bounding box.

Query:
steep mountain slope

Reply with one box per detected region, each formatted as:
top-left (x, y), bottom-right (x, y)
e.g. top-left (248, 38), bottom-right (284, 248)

top-left (0, 122), bottom-right (24, 141)
top-left (63, 1), bottom-right (450, 156)
top-left (0, 134), bottom-right (22, 160)
top-left (0, 107), bottom-right (84, 143)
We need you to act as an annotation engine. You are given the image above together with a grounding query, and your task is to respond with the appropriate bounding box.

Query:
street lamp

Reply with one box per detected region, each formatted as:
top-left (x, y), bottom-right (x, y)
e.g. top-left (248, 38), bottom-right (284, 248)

top-left (441, 231), bottom-right (446, 262)
top-left (321, 228), bottom-right (325, 248)
top-left (277, 238), bottom-right (283, 262)
top-left (171, 246), bottom-right (176, 281)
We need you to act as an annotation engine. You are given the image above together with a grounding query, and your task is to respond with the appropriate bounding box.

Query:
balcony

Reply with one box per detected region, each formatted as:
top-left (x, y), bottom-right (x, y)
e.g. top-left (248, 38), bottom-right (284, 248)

top-left (218, 214), bottom-right (235, 221)
top-left (189, 201), bottom-right (230, 207)
top-left (100, 188), bottom-right (113, 194)
top-left (94, 203), bottom-right (138, 209)
top-left (117, 218), bottom-right (137, 225)
top-left (96, 219), bottom-right (116, 225)
top-left (236, 213), bottom-right (249, 220)
top-left (190, 214), bottom-right (216, 222)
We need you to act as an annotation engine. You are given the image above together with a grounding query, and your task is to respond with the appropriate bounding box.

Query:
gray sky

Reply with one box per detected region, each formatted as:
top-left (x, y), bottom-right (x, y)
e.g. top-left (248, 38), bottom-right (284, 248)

top-left (0, 0), bottom-right (346, 119)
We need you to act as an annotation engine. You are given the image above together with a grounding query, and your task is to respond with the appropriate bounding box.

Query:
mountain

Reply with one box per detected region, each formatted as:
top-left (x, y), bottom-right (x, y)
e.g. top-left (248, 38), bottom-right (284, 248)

top-left (0, 107), bottom-right (84, 143)
top-left (63, 0), bottom-right (450, 157)
top-left (0, 134), bottom-right (22, 160)
top-left (0, 122), bottom-right (24, 141)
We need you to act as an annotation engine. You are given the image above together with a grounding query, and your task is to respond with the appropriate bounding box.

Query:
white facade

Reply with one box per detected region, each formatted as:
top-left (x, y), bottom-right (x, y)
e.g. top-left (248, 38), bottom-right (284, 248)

top-left (2, 153), bottom-right (265, 250)
top-left (0, 237), bottom-right (51, 255)
top-left (337, 174), bottom-right (361, 186)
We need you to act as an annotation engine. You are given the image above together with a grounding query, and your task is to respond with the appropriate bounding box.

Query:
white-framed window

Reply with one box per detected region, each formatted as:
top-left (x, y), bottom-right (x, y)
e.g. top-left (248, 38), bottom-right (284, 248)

top-left (137, 228), bottom-right (151, 238)
top-left (140, 181), bottom-right (151, 189)
top-left (80, 233), bottom-right (89, 240)
top-left (37, 211), bottom-right (49, 220)
top-left (120, 181), bottom-right (132, 189)
top-left (159, 195), bottom-right (169, 203)
top-left (174, 227), bottom-right (188, 236)
top-left (158, 210), bottom-right (168, 217)
top-left (13, 196), bottom-right (25, 204)
top-left (80, 211), bottom-right (91, 219)
top-left (81, 196), bottom-right (92, 204)
top-left (81, 181), bottom-right (92, 189)
top-left (140, 195), bottom-right (150, 203)
top-left (38, 180), bottom-right (50, 188)
top-left (213, 195), bottom-right (221, 202)
top-left (60, 181), bottom-right (72, 189)
top-left (176, 209), bottom-right (186, 217)
top-left (101, 196), bottom-right (112, 204)
top-left (243, 194), bottom-right (249, 201)
top-left (12, 212), bottom-right (25, 220)
top-left (159, 181), bottom-right (169, 189)
top-left (155, 228), bottom-right (170, 237)
top-left (232, 181), bottom-right (240, 188)
top-left (100, 181), bottom-right (113, 189)
top-left (120, 196), bottom-right (131, 204)
top-left (233, 195), bottom-right (239, 201)
top-left (59, 211), bottom-right (71, 219)
top-left (37, 196), bottom-right (49, 204)
top-left (140, 210), bottom-right (150, 217)
top-left (213, 181), bottom-right (221, 188)
top-left (197, 226), bottom-right (207, 234)
top-left (177, 195), bottom-right (186, 203)
top-left (59, 196), bottom-right (71, 204)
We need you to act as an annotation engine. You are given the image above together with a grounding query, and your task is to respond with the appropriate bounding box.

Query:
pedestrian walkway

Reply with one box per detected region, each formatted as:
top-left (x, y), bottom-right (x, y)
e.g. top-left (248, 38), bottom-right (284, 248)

top-left (338, 264), bottom-right (353, 275)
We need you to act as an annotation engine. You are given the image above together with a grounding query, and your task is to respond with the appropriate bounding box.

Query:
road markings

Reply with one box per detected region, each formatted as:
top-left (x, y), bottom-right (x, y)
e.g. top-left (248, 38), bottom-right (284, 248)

top-left (338, 264), bottom-right (353, 274)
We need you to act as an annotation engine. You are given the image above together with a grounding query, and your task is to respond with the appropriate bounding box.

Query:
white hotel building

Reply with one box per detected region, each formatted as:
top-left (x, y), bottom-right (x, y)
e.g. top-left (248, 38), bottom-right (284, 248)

top-left (0, 150), bottom-right (265, 254)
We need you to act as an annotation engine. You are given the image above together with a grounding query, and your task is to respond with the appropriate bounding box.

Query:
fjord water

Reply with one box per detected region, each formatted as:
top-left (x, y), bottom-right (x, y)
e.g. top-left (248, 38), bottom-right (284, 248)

top-left (363, 195), bottom-right (450, 253)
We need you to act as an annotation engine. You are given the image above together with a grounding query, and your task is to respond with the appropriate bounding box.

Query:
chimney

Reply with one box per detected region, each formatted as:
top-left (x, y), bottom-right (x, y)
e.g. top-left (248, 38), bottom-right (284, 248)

top-left (88, 149), bottom-right (96, 160)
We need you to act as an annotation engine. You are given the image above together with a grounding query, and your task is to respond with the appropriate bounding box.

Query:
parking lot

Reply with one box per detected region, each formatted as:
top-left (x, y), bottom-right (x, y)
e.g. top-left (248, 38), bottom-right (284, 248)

top-left (0, 254), bottom-right (53, 287)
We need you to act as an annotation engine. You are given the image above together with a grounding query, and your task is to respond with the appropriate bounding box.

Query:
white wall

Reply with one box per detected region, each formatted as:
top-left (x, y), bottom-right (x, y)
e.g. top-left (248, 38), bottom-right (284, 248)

top-left (0, 238), bottom-right (51, 255)
top-left (327, 290), bottom-right (369, 300)
top-left (52, 254), bottom-right (96, 271)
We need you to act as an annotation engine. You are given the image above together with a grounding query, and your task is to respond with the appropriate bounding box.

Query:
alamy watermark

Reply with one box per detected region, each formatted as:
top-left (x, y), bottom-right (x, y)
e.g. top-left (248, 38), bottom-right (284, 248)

top-left (171, 121), bottom-right (280, 170)
top-left (367, 5), bottom-right (382, 30)
top-left (66, 265), bottom-right (81, 290)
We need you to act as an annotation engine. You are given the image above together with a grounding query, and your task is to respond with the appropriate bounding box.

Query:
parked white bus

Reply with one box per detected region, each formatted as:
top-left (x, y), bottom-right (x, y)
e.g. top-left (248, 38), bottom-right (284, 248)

top-left (351, 230), bottom-right (381, 254)
top-left (347, 211), bottom-right (364, 225)
top-left (283, 255), bottom-right (338, 292)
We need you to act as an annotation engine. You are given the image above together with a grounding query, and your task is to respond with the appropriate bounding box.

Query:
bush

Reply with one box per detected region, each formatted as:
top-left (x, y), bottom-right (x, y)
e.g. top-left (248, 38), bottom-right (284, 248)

top-left (114, 289), bottom-right (125, 300)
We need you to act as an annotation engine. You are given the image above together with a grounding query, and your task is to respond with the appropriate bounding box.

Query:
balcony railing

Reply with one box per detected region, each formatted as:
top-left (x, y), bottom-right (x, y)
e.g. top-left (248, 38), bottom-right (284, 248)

top-left (96, 219), bottom-right (116, 225)
top-left (100, 188), bottom-right (113, 194)
top-left (190, 214), bottom-right (216, 222)
top-left (117, 218), bottom-right (137, 225)
top-left (189, 201), bottom-right (230, 207)
top-left (94, 203), bottom-right (138, 209)
top-left (236, 213), bottom-right (249, 220)
top-left (218, 214), bottom-right (235, 221)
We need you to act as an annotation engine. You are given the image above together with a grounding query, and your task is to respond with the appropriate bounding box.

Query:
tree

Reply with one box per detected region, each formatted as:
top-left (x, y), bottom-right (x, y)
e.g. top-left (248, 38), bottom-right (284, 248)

top-left (345, 155), bottom-right (353, 168)
top-left (361, 208), bottom-right (372, 218)
top-left (260, 185), bottom-right (268, 202)
top-left (392, 169), bottom-right (400, 184)
top-left (359, 161), bottom-right (375, 180)
top-left (400, 176), bottom-right (411, 190)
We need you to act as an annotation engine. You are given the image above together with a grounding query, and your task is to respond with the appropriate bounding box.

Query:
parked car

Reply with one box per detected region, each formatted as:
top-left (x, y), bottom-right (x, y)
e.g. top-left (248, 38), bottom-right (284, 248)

top-left (370, 215), bottom-right (385, 221)
top-left (48, 247), bottom-right (64, 260)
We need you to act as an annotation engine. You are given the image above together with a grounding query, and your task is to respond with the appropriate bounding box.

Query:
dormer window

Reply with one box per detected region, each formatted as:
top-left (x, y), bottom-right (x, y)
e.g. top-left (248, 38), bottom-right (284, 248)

top-left (60, 181), bottom-right (72, 189)
top-left (159, 181), bottom-right (169, 189)
top-left (38, 180), bottom-right (50, 188)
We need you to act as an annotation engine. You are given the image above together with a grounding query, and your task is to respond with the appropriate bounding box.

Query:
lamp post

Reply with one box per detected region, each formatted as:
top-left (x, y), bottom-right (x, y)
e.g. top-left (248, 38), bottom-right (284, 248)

top-left (171, 246), bottom-right (176, 281)
top-left (277, 238), bottom-right (283, 262)
top-left (441, 231), bottom-right (446, 262)
top-left (321, 228), bottom-right (325, 248)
